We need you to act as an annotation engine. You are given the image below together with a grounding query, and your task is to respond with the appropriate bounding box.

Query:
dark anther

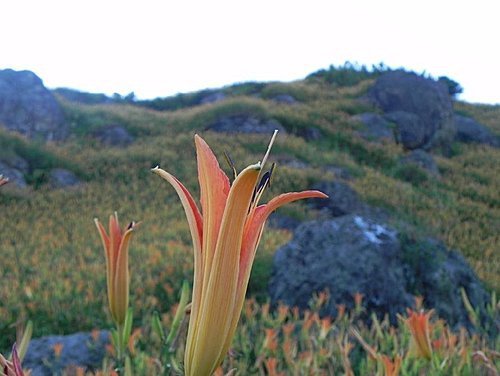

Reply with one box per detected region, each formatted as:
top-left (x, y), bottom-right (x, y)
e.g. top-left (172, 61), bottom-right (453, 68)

top-left (223, 151), bottom-right (237, 180)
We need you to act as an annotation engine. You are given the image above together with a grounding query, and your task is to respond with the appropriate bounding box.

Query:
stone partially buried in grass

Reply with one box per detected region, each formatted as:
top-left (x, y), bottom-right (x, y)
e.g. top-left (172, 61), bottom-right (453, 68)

top-left (23, 330), bottom-right (110, 375)
top-left (309, 180), bottom-right (366, 217)
top-left (92, 124), bottom-right (134, 147)
top-left (269, 215), bottom-right (490, 329)
top-left (48, 168), bottom-right (81, 189)
top-left (206, 113), bottom-right (286, 134)
top-left (399, 150), bottom-right (439, 177)
top-left (353, 112), bottom-right (394, 142)
top-left (0, 156), bottom-right (28, 188)
top-left (454, 115), bottom-right (499, 147)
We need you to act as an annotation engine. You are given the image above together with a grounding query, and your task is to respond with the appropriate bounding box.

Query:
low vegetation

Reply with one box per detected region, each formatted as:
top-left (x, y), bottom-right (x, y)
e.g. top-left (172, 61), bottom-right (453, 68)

top-left (0, 67), bottom-right (499, 374)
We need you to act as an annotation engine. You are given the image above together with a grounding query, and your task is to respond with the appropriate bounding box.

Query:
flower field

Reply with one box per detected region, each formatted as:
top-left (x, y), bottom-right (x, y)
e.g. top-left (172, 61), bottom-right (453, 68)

top-left (0, 74), bottom-right (499, 374)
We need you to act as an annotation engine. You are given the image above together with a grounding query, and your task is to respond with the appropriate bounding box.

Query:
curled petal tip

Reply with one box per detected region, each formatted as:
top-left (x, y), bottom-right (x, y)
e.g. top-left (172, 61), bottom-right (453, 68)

top-left (152, 166), bottom-right (165, 176)
top-left (317, 191), bottom-right (329, 199)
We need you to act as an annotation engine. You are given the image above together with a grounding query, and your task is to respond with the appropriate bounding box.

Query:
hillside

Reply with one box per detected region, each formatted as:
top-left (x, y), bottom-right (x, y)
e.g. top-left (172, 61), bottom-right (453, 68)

top-left (0, 66), bottom-right (499, 371)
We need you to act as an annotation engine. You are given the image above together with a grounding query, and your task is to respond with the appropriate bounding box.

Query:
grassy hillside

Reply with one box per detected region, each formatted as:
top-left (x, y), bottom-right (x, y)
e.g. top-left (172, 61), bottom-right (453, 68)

top-left (0, 69), bottom-right (499, 366)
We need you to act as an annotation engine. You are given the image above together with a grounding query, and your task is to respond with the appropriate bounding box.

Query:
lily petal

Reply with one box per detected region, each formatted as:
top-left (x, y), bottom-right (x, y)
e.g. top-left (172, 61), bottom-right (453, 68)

top-left (187, 163), bottom-right (260, 376)
top-left (240, 190), bottom-right (328, 284)
top-left (113, 225), bottom-right (134, 325)
top-left (195, 135), bottom-right (230, 292)
top-left (216, 190), bottom-right (328, 366)
top-left (152, 166), bottom-right (204, 363)
top-left (151, 167), bottom-right (203, 251)
top-left (94, 219), bottom-right (113, 319)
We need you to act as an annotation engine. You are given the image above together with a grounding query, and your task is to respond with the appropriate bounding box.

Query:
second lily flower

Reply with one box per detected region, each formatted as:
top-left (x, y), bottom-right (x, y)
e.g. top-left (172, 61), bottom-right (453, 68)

top-left (153, 132), bottom-right (327, 376)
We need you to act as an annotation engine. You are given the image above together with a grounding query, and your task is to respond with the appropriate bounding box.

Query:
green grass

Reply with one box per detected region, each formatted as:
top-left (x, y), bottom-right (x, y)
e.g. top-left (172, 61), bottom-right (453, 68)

top-left (1, 70), bottom-right (499, 373)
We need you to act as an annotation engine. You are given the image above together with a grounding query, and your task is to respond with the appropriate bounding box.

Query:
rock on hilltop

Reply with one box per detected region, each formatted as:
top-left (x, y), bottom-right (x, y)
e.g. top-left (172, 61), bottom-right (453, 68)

top-left (0, 69), bottom-right (67, 141)
top-left (362, 70), bottom-right (456, 150)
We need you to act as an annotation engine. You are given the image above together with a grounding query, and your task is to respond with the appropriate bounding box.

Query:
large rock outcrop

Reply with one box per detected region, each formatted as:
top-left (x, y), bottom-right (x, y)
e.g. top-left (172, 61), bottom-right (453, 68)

top-left (367, 70), bottom-right (455, 150)
top-left (269, 215), bottom-right (490, 328)
top-left (0, 69), bottom-right (67, 141)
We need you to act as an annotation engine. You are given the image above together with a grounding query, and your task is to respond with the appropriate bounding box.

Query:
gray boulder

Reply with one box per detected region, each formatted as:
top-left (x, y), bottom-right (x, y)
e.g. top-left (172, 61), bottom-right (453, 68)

top-left (269, 216), bottom-right (490, 328)
top-left (206, 114), bottom-right (285, 134)
top-left (353, 113), bottom-right (394, 142)
top-left (0, 156), bottom-right (29, 187)
top-left (48, 169), bottom-right (81, 189)
top-left (272, 94), bottom-right (297, 105)
top-left (368, 71), bottom-right (455, 150)
top-left (323, 165), bottom-right (352, 181)
top-left (268, 213), bottom-right (302, 231)
top-left (309, 181), bottom-right (365, 217)
top-left (270, 217), bottom-right (411, 321)
top-left (295, 126), bottom-right (322, 141)
top-left (23, 331), bottom-right (109, 375)
top-left (199, 91), bottom-right (226, 105)
top-left (400, 150), bottom-right (439, 176)
top-left (92, 124), bottom-right (134, 147)
top-left (0, 69), bottom-right (67, 141)
top-left (454, 115), bottom-right (499, 147)
top-left (385, 111), bottom-right (427, 150)
top-left (272, 155), bottom-right (309, 169)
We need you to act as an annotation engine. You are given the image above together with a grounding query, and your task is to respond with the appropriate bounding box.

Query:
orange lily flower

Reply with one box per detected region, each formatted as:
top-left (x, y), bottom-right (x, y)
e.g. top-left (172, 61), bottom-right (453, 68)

top-left (94, 213), bottom-right (137, 326)
top-left (380, 354), bottom-right (402, 376)
top-left (405, 309), bottom-right (433, 360)
top-left (153, 132), bottom-right (326, 376)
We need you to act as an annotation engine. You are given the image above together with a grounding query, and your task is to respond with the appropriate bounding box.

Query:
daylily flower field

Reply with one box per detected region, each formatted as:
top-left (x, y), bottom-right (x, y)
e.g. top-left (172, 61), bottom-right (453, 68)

top-left (0, 73), bottom-right (499, 374)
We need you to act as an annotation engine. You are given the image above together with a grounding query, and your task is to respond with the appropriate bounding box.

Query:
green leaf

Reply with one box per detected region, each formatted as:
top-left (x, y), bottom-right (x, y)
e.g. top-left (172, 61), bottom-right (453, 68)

top-left (17, 320), bottom-right (33, 362)
top-left (152, 311), bottom-right (165, 342)
top-left (165, 280), bottom-right (190, 348)
top-left (124, 355), bottom-right (133, 376)
top-left (122, 307), bottom-right (134, 349)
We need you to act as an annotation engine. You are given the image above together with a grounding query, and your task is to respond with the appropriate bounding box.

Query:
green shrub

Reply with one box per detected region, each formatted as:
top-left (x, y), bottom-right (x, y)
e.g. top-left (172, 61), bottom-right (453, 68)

top-left (307, 61), bottom-right (390, 87)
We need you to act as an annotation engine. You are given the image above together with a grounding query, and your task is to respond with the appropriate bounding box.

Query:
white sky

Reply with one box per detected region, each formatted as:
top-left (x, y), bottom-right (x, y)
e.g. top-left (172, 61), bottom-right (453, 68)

top-left (1, 0), bottom-right (499, 104)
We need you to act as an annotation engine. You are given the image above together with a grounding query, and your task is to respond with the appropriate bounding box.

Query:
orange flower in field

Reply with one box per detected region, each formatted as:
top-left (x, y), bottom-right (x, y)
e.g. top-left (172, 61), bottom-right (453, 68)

top-left (264, 357), bottom-right (282, 376)
top-left (336, 304), bottom-right (346, 320)
top-left (282, 323), bottom-right (295, 338)
top-left (53, 343), bottom-right (64, 358)
top-left (263, 329), bottom-right (278, 352)
top-left (94, 213), bottom-right (137, 326)
top-left (353, 292), bottom-right (364, 307)
top-left (319, 317), bottom-right (332, 340)
top-left (405, 309), bottom-right (433, 360)
top-left (380, 354), bottom-right (402, 376)
top-left (153, 132), bottom-right (327, 376)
